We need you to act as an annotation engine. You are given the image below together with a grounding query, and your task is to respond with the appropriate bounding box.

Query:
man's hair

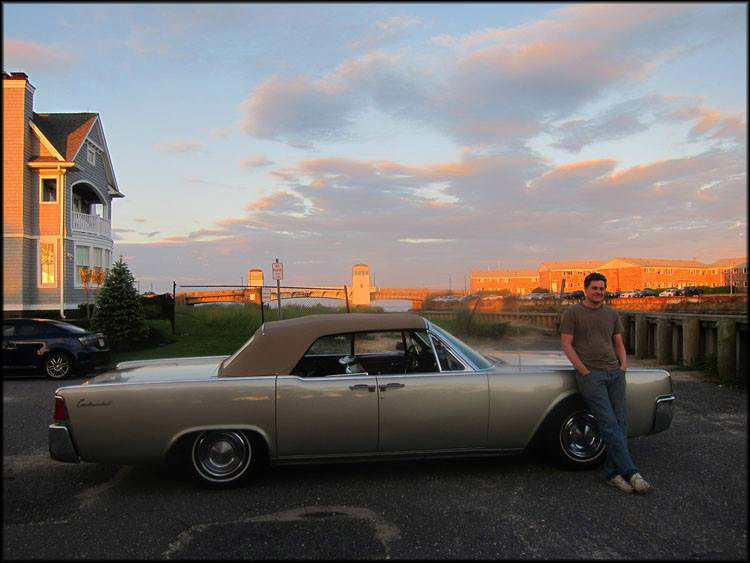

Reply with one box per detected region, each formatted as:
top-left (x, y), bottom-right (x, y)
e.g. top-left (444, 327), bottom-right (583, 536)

top-left (584, 272), bottom-right (607, 289)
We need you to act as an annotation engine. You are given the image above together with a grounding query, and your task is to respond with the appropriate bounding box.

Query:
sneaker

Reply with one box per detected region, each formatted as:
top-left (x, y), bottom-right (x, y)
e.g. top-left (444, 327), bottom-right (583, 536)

top-left (607, 474), bottom-right (634, 493)
top-left (628, 472), bottom-right (651, 494)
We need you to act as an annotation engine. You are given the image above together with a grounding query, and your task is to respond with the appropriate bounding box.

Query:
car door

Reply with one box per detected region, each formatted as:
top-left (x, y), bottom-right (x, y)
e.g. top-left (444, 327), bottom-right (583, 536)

top-left (376, 330), bottom-right (489, 452)
top-left (5, 321), bottom-right (46, 369)
top-left (275, 332), bottom-right (379, 457)
top-left (2, 322), bottom-right (20, 368)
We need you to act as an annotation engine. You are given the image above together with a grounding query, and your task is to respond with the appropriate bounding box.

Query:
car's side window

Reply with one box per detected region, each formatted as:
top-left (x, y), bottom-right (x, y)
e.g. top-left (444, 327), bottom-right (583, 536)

top-left (307, 334), bottom-right (351, 355)
top-left (291, 333), bottom-right (354, 377)
top-left (3, 324), bottom-right (15, 338)
top-left (16, 323), bottom-right (41, 337)
top-left (430, 335), bottom-right (467, 372)
top-left (354, 331), bottom-right (403, 355)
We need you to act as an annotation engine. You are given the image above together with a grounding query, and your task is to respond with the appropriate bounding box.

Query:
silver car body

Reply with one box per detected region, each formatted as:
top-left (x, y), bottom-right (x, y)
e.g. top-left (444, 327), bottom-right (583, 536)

top-left (50, 313), bottom-right (674, 467)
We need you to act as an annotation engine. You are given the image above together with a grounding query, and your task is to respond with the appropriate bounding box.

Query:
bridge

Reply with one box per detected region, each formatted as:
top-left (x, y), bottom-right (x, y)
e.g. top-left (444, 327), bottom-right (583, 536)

top-left (174, 264), bottom-right (467, 309)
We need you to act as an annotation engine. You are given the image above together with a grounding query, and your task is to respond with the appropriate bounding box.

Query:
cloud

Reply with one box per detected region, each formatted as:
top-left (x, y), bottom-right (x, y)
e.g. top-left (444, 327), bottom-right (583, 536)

top-left (3, 38), bottom-right (76, 72)
top-left (245, 192), bottom-right (307, 215)
top-left (157, 140), bottom-right (203, 154)
top-left (238, 4), bottom-right (742, 148)
top-left (551, 96), bottom-right (747, 151)
top-left (240, 154), bottom-right (274, 170)
top-left (349, 14), bottom-right (421, 50)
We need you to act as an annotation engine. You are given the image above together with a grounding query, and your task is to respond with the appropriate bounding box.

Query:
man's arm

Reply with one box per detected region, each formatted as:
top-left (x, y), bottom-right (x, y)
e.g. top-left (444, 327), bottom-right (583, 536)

top-left (560, 333), bottom-right (590, 376)
top-left (613, 333), bottom-right (627, 371)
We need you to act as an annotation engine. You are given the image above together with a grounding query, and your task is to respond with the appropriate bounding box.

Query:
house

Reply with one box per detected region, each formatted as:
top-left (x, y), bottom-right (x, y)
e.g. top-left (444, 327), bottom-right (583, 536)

top-left (3, 71), bottom-right (124, 317)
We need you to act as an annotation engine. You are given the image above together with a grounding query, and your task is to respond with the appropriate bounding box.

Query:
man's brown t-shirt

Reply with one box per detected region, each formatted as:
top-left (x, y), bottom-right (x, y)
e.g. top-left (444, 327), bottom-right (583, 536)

top-left (560, 303), bottom-right (624, 371)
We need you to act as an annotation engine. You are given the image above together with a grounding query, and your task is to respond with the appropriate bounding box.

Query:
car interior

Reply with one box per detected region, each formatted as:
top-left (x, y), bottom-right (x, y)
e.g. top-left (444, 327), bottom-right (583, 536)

top-left (290, 329), bottom-right (446, 377)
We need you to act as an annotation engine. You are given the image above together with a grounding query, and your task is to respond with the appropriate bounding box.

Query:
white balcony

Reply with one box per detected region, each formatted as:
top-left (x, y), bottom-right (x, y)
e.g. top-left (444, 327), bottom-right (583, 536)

top-left (72, 211), bottom-right (111, 238)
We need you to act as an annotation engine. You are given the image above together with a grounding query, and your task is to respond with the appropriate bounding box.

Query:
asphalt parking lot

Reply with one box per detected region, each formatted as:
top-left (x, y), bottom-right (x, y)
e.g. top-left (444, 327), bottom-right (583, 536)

top-left (3, 357), bottom-right (747, 560)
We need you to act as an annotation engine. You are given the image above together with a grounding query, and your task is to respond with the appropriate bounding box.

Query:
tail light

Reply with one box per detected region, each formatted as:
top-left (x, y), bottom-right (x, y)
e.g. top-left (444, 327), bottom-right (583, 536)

top-left (53, 395), bottom-right (69, 423)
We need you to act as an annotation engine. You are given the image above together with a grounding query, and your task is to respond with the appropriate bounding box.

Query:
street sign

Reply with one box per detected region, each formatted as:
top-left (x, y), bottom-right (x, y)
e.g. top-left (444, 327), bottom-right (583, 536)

top-left (272, 261), bottom-right (283, 281)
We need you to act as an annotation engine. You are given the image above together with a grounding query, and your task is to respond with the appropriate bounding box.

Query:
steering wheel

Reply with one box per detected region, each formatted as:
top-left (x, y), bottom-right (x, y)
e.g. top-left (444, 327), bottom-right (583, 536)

top-left (403, 345), bottom-right (420, 373)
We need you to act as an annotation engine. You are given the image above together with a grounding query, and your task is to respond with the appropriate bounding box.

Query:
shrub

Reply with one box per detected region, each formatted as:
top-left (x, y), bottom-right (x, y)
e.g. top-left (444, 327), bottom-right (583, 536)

top-left (91, 257), bottom-right (148, 350)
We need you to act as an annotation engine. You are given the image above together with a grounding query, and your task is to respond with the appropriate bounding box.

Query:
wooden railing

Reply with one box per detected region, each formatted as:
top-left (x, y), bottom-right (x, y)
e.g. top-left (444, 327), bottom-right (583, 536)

top-left (72, 212), bottom-right (111, 237)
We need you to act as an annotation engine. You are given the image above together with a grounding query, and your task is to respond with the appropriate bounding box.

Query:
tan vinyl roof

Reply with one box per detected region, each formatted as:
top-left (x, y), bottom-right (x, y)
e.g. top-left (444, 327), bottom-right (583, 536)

top-left (218, 313), bottom-right (428, 377)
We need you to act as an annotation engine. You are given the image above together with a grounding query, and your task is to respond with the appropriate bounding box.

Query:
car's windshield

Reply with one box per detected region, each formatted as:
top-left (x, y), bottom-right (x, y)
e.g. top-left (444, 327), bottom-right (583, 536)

top-left (428, 322), bottom-right (494, 370)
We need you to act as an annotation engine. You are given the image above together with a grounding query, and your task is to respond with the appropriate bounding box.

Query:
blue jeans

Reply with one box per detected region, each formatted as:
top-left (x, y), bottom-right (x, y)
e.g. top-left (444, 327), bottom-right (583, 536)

top-left (575, 368), bottom-right (638, 480)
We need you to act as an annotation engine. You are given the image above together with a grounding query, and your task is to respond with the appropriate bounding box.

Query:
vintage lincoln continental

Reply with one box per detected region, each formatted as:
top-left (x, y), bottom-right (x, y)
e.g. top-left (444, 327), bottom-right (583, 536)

top-left (49, 313), bottom-right (674, 487)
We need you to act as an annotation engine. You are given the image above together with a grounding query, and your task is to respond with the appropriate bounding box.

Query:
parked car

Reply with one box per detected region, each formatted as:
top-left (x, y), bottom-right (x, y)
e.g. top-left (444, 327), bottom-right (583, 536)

top-left (620, 290), bottom-right (640, 298)
top-left (606, 291), bottom-right (622, 299)
top-left (638, 289), bottom-right (658, 297)
top-left (659, 289), bottom-right (681, 297)
top-left (3, 318), bottom-right (110, 379)
top-left (682, 286), bottom-right (704, 296)
top-left (563, 290), bottom-right (585, 300)
top-left (529, 293), bottom-right (554, 300)
top-left (49, 313), bottom-right (674, 488)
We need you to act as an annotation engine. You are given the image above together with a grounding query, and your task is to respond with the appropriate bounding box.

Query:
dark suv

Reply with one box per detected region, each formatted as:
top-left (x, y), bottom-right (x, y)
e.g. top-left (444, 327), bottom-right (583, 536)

top-left (682, 286), bottom-right (704, 296)
top-left (2, 318), bottom-right (110, 379)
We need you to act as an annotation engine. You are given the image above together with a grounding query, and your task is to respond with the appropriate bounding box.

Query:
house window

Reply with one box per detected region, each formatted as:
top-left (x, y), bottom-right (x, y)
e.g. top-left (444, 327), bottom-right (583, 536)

top-left (75, 245), bottom-right (90, 287)
top-left (41, 178), bottom-right (58, 203)
top-left (39, 240), bottom-right (57, 287)
top-left (87, 144), bottom-right (97, 166)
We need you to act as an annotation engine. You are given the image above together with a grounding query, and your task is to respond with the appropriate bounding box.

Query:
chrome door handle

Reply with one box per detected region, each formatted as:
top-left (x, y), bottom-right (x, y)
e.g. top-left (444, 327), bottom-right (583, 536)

top-left (349, 384), bottom-right (375, 392)
top-left (379, 382), bottom-right (405, 391)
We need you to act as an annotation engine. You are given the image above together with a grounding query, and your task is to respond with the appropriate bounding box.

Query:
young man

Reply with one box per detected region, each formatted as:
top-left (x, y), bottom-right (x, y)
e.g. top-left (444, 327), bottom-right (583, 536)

top-left (560, 272), bottom-right (651, 494)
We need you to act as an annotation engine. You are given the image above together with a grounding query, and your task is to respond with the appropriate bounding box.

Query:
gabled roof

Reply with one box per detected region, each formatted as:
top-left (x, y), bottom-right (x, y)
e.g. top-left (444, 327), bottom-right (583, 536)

top-left (30, 112), bottom-right (123, 197)
top-left (539, 261), bottom-right (604, 270)
top-left (32, 112), bottom-right (98, 162)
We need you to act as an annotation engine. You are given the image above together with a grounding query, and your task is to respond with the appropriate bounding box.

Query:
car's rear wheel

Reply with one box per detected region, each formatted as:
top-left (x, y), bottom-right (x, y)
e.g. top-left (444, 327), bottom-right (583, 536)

top-left (190, 430), bottom-right (265, 488)
top-left (44, 352), bottom-right (73, 379)
top-left (543, 398), bottom-right (606, 469)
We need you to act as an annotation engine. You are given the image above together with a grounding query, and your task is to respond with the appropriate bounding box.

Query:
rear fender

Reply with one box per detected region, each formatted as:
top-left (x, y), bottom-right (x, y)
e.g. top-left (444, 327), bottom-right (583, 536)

top-left (164, 424), bottom-right (275, 461)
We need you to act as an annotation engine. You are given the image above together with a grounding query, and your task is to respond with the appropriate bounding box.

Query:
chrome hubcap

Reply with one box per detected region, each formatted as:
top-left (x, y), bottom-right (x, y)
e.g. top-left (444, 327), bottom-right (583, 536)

top-left (47, 355), bottom-right (70, 378)
top-left (193, 431), bottom-right (250, 481)
top-left (561, 412), bottom-right (604, 460)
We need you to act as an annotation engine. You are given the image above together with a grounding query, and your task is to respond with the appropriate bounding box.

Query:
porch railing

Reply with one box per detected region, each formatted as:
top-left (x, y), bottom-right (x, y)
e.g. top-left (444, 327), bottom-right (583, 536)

top-left (72, 211), bottom-right (111, 238)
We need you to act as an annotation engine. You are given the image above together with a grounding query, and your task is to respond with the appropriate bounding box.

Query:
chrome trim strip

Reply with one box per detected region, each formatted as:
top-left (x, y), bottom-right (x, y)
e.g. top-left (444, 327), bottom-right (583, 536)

top-left (271, 447), bottom-right (524, 465)
top-left (426, 329), bottom-right (474, 371)
top-left (57, 375), bottom-right (277, 391)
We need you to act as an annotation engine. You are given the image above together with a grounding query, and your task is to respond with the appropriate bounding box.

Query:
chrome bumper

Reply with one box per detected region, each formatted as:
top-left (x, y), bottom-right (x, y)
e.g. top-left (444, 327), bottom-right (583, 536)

top-left (651, 395), bottom-right (675, 434)
top-left (49, 424), bottom-right (80, 463)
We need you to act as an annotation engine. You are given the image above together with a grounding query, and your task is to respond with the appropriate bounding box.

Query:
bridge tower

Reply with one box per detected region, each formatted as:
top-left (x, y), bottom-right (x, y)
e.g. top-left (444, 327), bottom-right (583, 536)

top-left (351, 264), bottom-right (371, 306)
top-left (247, 269), bottom-right (264, 287)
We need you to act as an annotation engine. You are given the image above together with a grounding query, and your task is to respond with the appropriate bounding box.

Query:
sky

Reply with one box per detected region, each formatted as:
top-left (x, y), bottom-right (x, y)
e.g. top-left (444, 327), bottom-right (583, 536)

top-left (3, 2), bottom-right (748, 293)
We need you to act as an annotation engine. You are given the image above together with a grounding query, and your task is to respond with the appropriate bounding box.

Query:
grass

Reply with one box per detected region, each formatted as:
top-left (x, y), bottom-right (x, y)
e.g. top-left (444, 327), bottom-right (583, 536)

top-left (110, 303), bottom-right (384, 364)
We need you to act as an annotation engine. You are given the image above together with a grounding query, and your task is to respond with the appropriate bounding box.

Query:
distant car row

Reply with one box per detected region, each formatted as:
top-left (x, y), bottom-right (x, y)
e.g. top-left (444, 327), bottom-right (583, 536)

top-left (430, 286), bottom-right (705, 302)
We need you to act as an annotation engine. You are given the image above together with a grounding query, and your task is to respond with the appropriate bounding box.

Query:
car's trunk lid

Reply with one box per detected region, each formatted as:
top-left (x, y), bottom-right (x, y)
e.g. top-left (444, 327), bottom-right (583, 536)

top-left (85, 356), bottom-right (229, 385)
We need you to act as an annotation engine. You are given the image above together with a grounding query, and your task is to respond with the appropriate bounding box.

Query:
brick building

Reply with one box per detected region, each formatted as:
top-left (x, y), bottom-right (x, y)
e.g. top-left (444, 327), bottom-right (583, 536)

top-left (3, 72), bottom-right (124, 315)
top-left (469, 256), bottom-right (747, 295)
top-left (470, 269), bottom-right (539, 295)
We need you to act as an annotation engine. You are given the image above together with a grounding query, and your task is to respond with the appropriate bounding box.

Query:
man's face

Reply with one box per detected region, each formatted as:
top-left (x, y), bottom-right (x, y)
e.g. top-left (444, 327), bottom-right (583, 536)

top-left (585, 280), bottom-right (606, 304)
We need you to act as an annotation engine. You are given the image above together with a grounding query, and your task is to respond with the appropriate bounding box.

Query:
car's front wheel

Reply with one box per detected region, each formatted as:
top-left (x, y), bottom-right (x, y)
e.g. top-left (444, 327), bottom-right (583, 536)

top-left (44, 351), bottom-right (73, 379)
top-left (543, 399), bottom-right (606, 469)
top-left (190, 430), bottom-right (265, 488)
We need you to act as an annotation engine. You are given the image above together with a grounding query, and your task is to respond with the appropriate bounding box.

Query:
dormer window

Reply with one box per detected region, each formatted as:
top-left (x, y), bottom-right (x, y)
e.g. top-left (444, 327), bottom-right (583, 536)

top-left (87, 143), bottom-right (97, 166)
top-left (41, 178), bottom-right (58, 203)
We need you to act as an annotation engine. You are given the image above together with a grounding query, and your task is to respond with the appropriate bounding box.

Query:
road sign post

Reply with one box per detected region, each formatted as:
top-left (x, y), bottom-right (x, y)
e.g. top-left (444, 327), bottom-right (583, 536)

top-left (272, 259), bottom-right (283, 319)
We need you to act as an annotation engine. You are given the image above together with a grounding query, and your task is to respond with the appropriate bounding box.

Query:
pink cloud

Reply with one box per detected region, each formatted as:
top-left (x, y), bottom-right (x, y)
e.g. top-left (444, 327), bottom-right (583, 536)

top-left (3, 38), bottom-right (76, 71)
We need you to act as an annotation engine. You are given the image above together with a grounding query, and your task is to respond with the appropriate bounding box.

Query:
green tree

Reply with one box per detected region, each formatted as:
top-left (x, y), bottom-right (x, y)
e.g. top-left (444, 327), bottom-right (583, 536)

top-left (91, 256), bottom-right (147, 349)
